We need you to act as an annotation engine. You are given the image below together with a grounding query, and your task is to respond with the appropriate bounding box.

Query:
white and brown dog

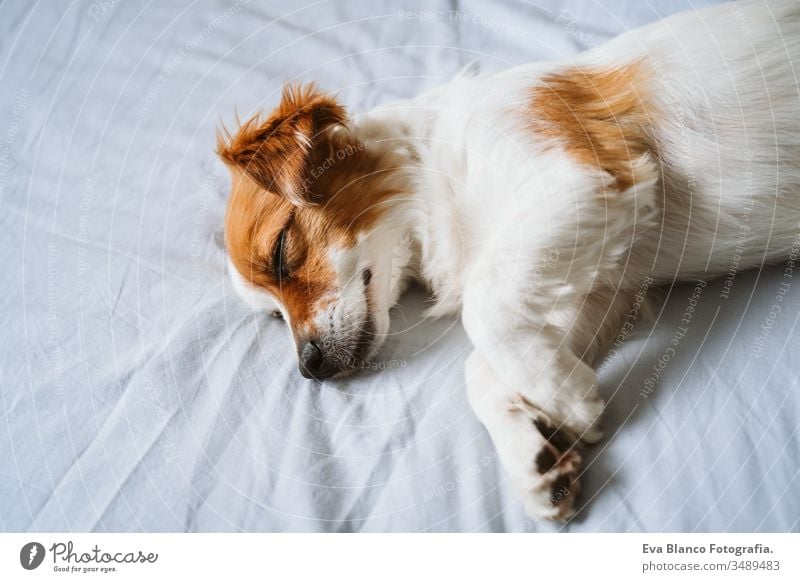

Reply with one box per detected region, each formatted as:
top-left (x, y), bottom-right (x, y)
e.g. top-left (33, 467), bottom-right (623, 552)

top-left (218, 0), bottom-right (800, 520)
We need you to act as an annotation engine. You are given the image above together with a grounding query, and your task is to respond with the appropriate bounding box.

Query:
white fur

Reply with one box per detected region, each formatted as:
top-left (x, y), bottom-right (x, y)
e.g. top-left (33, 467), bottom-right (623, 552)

top-left (234, 0), bottom-right (800, 520)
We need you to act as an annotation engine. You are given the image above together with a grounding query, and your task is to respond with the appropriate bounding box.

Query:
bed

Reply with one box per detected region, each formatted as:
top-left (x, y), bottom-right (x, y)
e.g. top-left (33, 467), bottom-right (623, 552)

top-left (1, 0), bottom-right (798, 532)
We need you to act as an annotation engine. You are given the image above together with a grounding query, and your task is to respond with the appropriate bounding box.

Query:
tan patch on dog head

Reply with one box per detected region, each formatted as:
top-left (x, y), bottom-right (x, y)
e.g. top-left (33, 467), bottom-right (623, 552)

top-left (217, 84), bottom-right (347, 207)
top-left (529, 63), bottom-right (655, 191)
top-left (218, 84), bottom-right (405, 338)
top-left (223, 171), bottom-right (336, 336)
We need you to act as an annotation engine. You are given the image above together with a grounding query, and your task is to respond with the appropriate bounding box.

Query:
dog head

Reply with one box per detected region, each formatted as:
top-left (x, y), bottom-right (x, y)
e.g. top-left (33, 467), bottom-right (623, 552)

top-left (218, 84), bottom-right (411, 379)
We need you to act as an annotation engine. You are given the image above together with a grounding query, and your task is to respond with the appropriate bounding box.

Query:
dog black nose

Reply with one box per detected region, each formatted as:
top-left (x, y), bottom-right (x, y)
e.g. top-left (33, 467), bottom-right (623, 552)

top-left (299, 340), bottom-right (336, 380)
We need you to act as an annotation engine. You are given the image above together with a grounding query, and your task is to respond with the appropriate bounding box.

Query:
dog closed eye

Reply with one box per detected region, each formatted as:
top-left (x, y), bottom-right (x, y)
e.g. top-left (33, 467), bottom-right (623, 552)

top-left (271, 226), bottom-right (291, 282)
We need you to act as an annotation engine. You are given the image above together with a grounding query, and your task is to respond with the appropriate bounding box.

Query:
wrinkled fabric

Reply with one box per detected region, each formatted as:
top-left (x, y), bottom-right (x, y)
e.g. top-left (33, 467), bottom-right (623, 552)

top-left (0, 0), bottom-right (797, 532)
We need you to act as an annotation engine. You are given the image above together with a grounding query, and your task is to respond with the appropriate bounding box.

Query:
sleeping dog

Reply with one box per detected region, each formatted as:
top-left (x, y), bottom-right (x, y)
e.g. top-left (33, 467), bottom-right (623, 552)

top-left (217, 0), bottom-right (800, 520)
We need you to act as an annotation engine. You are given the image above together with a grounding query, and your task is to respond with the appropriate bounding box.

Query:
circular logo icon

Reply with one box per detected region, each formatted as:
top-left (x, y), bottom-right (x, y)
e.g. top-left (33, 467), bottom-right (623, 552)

top-left (20, 542), bottom-right (45, 570)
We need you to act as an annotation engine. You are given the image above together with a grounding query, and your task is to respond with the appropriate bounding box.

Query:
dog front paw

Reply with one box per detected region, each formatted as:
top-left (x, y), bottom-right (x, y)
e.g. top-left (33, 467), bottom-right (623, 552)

top-left (509, 353), bottom-right (605, 444)
top-left (515, 416), bottom-right (583, 521)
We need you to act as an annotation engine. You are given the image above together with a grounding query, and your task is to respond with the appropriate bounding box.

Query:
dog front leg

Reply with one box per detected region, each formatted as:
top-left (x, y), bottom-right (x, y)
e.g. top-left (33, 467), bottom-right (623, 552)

top-left (458, 164), bottom-right (660, 519)
top-left (462, 279), bottom-right (605, 521)
top-left (465, 350), bottom-right (588, 521)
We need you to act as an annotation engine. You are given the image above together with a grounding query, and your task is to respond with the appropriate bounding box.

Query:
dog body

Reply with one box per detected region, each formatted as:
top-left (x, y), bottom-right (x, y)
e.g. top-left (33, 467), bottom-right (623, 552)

top-left (220, 0), bottom-right (800, 520)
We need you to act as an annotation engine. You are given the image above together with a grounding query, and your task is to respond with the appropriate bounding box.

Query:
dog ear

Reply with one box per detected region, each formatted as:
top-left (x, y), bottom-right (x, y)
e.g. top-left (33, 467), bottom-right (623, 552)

top-left (217, 83), bottom-right (346, 206)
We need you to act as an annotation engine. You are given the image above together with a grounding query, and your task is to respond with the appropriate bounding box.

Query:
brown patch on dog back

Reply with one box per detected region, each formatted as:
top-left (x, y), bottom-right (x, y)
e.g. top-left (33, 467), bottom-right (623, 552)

top-left (529, 63), bottom-right (655, 191)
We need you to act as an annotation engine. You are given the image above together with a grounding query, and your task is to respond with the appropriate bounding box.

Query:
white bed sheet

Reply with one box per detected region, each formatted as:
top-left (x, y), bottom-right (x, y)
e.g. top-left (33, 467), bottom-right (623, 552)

top-left (1, 0), bottom-right (798, 532)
